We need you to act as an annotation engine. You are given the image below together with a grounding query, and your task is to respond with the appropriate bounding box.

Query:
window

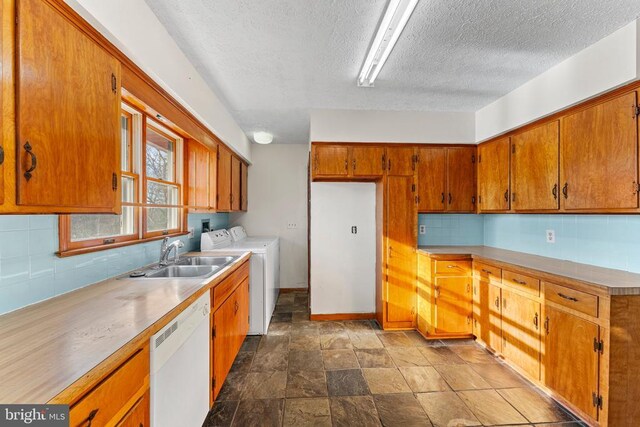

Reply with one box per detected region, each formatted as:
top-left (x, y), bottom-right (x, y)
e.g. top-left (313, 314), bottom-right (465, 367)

top-left (58, 102), bottom-right (186, 255)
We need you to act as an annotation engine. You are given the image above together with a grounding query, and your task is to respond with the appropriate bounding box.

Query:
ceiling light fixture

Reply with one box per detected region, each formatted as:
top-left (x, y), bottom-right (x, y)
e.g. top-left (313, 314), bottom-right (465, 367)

top-left (357, 0), bottom-right (419, 87)
top-left (253, 131), bottom-right (273, 144)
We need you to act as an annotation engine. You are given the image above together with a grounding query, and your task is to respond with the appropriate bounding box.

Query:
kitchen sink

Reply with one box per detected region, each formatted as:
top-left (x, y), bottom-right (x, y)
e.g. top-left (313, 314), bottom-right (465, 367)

top-left (176, 256), bottom-right (238, 267)
top-left (126, 255), bottom-right (239, 279)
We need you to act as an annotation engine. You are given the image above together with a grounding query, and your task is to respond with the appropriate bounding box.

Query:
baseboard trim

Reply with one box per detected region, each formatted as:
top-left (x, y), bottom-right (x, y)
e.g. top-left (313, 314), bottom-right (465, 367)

top-left (279, 288), bottom-right (308, 293)
top-left (309, 312), bottom-right (376, 321)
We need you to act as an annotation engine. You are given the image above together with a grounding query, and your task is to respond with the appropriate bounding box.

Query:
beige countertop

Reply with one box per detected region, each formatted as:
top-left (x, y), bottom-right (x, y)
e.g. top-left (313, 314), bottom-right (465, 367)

top-left (0, 251), bottom-right (251, 405)
top-left (418, 245), bottom-right (640, 295)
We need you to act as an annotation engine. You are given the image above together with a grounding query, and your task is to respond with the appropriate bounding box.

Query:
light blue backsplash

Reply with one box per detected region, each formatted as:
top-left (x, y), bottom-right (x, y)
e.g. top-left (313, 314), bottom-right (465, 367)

top-left (419, 213), bottom-right (640, 274)
top-left (418, 214), bottom-right (484, 246)
top-left (0, 213), bottom-right (228, 315)
top-left (484, 214), bottom-right (640, 274)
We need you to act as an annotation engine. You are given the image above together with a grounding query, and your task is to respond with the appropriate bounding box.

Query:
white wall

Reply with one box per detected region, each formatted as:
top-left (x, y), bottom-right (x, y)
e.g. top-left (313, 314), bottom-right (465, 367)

top-left (476, 19), bottom-right (640, 142)
top-left (230, 144), bottom-right (308, 289)
top-left (310, 183), bottom-right (376, 315)
top-left (65, 0), bottom-right (251, 161)
top-left (310, 109), bottom-right (476, 144)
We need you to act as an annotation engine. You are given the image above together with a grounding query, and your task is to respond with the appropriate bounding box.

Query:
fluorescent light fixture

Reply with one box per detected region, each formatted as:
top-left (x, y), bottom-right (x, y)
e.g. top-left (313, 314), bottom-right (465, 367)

top-left (357, 0), bottom-right (419, 87)
top-left (253, 131), bottom-right (273, 144)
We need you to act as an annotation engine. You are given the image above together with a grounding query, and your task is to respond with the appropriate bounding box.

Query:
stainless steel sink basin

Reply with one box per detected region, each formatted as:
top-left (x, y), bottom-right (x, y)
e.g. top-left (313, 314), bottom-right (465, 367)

top-left (176, 256), bottom-right (237, 267)
top-left (145, 265), bottom-right (219, 278)
top-left (126, 255), bottom-right (239, 279)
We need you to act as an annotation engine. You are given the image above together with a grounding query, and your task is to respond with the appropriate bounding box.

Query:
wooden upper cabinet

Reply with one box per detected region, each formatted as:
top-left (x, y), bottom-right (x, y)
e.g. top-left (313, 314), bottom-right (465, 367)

top-left (312, 144), bottom-right (349, 177)
top-left (186, 140), bottom-right (210, 210)
top-left (16, 0), bottom-right (121, 212)
top-left (209, 146), bottom-right (218, 210)
top-left (446, 147), bottom-right (476, 212)
top-left (217, 145), bottom-right (232, 211)
top-left (240, 162), bottom-right (248, 211)
top-left (386, 146), bottom-right (416, 176)
top-left (385, 174), bottom-right (417, 327)
top-left (417, 147), bottom-right (446, 212)
top-left (561, 91), bottom-right (639, 211)
top-left (351, 146), bottom-right (385, 177)
top-left (544, 305), bottom-right (600, 420)
top-left (478, 137), bottom-right (510, 212)
top-left (512, 122), bottom-right (560, 211)
top-left (231, 155), bottom-right (241, 211)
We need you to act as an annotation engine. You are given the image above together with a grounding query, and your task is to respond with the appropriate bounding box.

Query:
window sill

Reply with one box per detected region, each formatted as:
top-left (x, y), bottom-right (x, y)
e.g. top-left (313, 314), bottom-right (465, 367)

top-left (56, 231), bottom-right (189, 258)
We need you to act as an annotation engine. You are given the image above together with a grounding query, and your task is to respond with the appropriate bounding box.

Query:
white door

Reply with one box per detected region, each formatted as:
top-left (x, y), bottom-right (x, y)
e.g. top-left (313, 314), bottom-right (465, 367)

top-left (310, 182), bottom-right (376, 314)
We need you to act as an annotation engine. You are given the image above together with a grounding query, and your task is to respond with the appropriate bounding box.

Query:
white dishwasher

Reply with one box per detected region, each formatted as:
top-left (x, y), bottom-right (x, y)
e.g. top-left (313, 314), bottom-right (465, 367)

top-left (150, 292), bottom-right (210, 427)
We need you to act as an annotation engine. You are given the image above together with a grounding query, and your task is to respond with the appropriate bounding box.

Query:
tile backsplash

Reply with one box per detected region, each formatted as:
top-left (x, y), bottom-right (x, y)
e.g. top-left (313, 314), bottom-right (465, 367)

top-left (420, 213), bottom-right (640, 274)
top-left (418, 214), bottom-right (484, 246)
top-left (0, 213), bottom-right (228, 315)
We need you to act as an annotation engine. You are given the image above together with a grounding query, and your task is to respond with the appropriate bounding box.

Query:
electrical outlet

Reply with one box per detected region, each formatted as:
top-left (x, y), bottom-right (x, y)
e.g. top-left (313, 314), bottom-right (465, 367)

top-left (287, 223), bottom-right (297, 229)
top-left (546, 229), bottom-right (555, 243)
top-left (419, 225), bottom-right (426, 235)
top-left (188, 227), bottom-right (195, 239)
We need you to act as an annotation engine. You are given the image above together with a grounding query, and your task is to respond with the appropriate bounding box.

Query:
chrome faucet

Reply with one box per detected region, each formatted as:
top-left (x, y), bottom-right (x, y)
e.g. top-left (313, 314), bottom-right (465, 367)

top-left (159, 237), bottom-right (184, 266)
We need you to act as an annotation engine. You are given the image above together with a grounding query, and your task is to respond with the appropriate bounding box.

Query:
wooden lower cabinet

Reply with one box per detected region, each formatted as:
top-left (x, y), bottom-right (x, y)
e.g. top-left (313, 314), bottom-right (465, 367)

top-left (472, 278), bottom-right (491, 345)
top-left (69, 346), bottom-right (149, 427)
top-left (544, 305), bottom-right (600, 421)
top-left (211, 261), bottom-right (250, 402)
top-left (434, 276), bottom-right (472, 334)
top-left (117, 391), bottom-right (150, 427)
top-left (501, 288), bottom-right (541, 380)
top-left (488, 283), bottom-right (503, 353)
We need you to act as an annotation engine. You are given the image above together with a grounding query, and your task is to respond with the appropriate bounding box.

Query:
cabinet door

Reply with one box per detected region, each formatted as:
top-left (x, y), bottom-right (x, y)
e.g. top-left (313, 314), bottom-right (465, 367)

top-left (236, 279), bottom-right (250, 344)
top-left (417, 253), bottom-right (434, 335)
top-left (512, 121), bottom-right (560, 211)
top-left (231, 155), bottom-right (241, 211)
top-left (209, 146), bottom-right (218, 210)
top-left (351, 146), bottom-right (385, 177)
top-left (186, 140), bottom-right (209, 210)
top-left (446, 147), bottom-right (476, 212)
top-left (116, 391), bottom-right (149, 427)
top-left (488, 284), bottom-right (502, 353)
top-left (501, 289), bottom-right (541, 380)
top-left (417, 147), bottom-right (446, 212)
top-left (385, 175), bottom-right (417, 326)
top-left (17, 0), bottom-right (121, 211)
top-left (240, 162), bottom-right (248, 211)
top-left (544, 306), bottom-right (599, 420)
top-left (472, 278), bottom-right (491, 345)
top-left (478, 137), bottom-right (510, 211)
top-left (561, 91), bottom-right (639, 210)
top-left (217, 146), bottom-right (232, 211)
top-left (386, 147), bottom-right (416, 176)
top-left (312, 145), bottom-right (349, 177)
top-left (212, 291), bottom-right (239, 399)
top-left (434, 276), bottom-right (472, 334)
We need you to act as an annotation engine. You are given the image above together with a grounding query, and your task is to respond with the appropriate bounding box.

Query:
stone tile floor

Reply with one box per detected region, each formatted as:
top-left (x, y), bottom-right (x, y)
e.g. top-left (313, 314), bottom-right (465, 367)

top-left (203, 290), bottom-right (586, 427)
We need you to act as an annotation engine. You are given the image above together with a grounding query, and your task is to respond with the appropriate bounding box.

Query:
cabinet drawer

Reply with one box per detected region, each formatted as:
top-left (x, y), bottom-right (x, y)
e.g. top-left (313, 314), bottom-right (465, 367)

top-left (212, 260), bottom-right (249, 311)
top-left (545, 282), bottom-right (598, 318)
top-left (503, 270), bottom-right (540, 296)
top-left (474, 262), bottom-right (502, 282)
top-left (434, 260), bottom-right (471, 276)
top-left (70, 347), bottom-right (148, 427)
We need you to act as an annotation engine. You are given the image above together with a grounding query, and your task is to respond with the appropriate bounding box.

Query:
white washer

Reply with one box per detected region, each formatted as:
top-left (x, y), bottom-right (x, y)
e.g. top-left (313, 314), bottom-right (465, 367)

top-left (201, 229), bottom-right (279, 335)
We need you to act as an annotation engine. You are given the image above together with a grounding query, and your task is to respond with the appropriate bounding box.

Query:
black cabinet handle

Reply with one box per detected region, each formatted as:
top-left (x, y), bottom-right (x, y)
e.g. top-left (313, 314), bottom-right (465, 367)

top-left (85, 408), bottom-right (99, 426)
top-left (441, 192), bottom-right (445, 204)
top-left (557, 292), bottom-right (578, 302)
top-left (448, 193), bottom-right (452, 205)
top-left (23, 142), bottom-right (37, 181)
top-left (504, 189), bottom-right (509, 203)
top-left (552, 183), bottom-right (558, 200)
top-left (0, 146), bottom-right (4, 165)
top-left (533, 313), bottom-right (539, 330)
top-left (562, 182), bottom-right (568, 199)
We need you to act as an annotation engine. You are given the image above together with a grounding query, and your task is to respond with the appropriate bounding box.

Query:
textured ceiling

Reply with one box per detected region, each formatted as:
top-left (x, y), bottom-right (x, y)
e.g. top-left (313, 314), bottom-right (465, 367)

top-left (145, 0), bottom-right (640, 143)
